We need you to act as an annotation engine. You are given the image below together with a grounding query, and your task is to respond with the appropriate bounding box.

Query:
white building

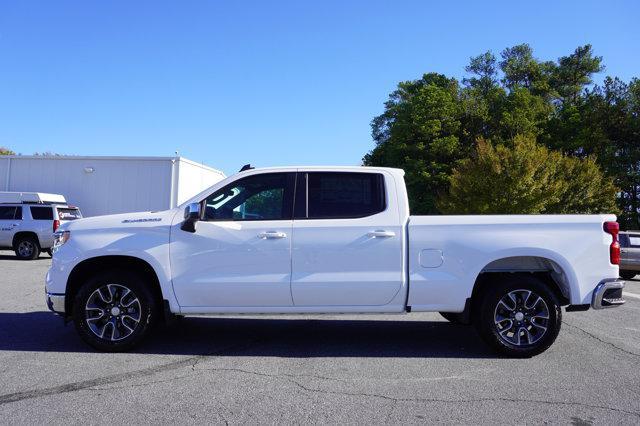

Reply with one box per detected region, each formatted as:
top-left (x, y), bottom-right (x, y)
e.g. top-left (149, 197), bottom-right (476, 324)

top-left (0, 156), bottom-right (225, 217)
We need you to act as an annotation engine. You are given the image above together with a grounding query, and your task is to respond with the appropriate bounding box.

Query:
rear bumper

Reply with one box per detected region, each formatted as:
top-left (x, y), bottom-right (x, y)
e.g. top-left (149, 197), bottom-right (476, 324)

top-left (619, 263), bottom-right (640, 272)
top-left (591, 279), bottom-right (625, 309)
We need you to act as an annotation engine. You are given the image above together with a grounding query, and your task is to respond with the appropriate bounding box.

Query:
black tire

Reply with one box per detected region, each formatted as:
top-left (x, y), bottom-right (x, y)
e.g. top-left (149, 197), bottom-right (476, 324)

top-left (13, 235), bottom-right (41, 260)
top-left (620, 271), bottom-right (636, 281)
top-left (473, 275), bottom-right (562, 358)
top-left (439, 312), bottom-right (469, 324)
top-left (73, 271), bottom-right (158, 352)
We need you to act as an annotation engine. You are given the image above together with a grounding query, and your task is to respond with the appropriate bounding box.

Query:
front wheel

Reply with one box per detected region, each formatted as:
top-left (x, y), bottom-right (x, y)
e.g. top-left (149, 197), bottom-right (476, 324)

top-left (73, 271), bottom-right (158, 352)
top-left (474, 275), bottom-right (562, 357)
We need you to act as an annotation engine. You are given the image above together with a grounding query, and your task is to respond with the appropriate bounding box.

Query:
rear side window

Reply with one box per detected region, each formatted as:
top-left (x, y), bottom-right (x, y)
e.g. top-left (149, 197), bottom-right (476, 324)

top-left (57, 208), bottom-right (82, 220)
top-left (30, 206), bottom-right (54, 220)
top-left (0, 206), bottom-right (18, 220)
top-left (297, 172), bottom-right (386, 219)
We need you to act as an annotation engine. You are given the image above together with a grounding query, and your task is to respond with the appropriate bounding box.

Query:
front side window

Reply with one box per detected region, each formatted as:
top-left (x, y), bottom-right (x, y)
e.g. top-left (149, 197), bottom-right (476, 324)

top-left (203, 173), bottom-right (294, 221)
top-left (0, 206), bottom-right (17, 220)
top-left (300, 172), bottom-right (386, 219)
top-left (30, 206), bottom-right (54, 220)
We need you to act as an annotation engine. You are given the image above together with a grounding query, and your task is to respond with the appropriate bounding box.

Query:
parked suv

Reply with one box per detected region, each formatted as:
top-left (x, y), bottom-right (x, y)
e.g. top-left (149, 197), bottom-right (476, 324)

top-left (620, 231), bottom-right (640, 280)
top-left (0, 192), bottom-right (82, 260)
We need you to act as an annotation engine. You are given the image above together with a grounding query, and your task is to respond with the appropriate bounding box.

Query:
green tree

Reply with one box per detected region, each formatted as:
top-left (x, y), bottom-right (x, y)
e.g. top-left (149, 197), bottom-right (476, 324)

top-left (499, 43), bottom-right (555, 98)
top-left (550, 44), bottom-right (604, 104)
top-left (463, 51), bottom-right (499, 96)
top-left (574, 77), bottom-right (640, 228)
top-left (364, 43), bottom-right (637, 224)
top-left (438, 135), bottom-right (618, 215)
top-left (0, 147), bottom-right (15, 155)
top-left (460, 51), bottom-right (506, 144)
top-left (498, 87), bottom-right (552, 139)
top-left (364, 73), bottom-right (465, 214)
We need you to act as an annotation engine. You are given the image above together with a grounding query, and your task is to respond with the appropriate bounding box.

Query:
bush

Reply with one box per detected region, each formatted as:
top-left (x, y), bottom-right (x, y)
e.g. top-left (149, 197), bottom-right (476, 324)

top-left (438, 135), bottom-right (619, 215)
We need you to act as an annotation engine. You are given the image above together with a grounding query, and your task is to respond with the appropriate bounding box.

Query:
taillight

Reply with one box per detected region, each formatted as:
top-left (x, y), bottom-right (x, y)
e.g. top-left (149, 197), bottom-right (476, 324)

top-left (603, 221), bottom-right (620, 265)
top-left (53, 220), bottom-right (60, 232)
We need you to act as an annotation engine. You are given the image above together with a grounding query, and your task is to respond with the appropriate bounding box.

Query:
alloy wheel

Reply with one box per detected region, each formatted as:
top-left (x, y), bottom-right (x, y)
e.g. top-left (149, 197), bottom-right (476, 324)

top-left (85, 284), bottom-right (142, 341)
top-left (493, 289), bottom-right (550, 346)
top-left (17, 241), bottom-right (35, 257)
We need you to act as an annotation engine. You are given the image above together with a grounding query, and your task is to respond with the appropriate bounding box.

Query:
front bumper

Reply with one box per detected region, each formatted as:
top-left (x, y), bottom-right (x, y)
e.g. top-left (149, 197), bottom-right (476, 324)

top-left (45, 255), bottom-right (71, 316)
top-left (46, 292), bottom-right (65, 314)
top-left (591, 280), bottom-right (625, 309)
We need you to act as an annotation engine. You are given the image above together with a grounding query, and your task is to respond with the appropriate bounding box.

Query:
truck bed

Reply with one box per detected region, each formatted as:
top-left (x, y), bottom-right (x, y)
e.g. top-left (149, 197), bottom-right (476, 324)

top-left (406, 214), bottom-right (618, 312)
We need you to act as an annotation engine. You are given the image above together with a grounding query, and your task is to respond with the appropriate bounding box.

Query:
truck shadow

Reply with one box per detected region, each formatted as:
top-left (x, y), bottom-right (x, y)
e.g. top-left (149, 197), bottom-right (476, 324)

top-left (0, 312), bottom-right (497, 358)
top-left (0, 255), bottom-right (51, 261)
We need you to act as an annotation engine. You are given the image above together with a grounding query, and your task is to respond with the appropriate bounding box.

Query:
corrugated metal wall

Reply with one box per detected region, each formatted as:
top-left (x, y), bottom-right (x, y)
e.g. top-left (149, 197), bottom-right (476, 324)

top-left (0, 158), bottom-right (8, 188)
top-left (1, 156), bottom-right (173, 217)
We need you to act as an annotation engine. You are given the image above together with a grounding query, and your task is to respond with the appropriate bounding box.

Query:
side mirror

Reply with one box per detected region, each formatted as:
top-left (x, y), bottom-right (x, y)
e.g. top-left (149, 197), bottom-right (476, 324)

top-left (181, 202), bottom-right (201, 233)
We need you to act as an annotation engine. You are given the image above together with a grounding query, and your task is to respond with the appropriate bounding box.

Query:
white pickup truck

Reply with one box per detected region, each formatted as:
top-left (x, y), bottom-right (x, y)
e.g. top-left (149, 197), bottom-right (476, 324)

top-left (46, 166), bottom-right (625, 356)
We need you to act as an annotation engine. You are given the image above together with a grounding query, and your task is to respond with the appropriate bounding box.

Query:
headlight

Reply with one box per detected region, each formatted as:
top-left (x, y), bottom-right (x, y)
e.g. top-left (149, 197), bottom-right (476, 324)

top-left (52, 231), bottom-right (71, 253)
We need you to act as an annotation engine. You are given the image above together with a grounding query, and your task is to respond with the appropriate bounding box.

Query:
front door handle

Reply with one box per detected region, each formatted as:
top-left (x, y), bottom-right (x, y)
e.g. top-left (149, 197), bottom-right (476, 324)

top-left (367, 230), bottom-right (396, 238)
top-left (258, 231), bottom-right (287, 239)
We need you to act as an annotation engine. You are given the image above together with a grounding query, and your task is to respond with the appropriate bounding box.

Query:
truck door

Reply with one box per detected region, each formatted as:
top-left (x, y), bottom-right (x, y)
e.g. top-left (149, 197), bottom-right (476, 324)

top-left (170, 172), bottom-right (296, 308)
top-left (291, 171), bottom-right (404, 306)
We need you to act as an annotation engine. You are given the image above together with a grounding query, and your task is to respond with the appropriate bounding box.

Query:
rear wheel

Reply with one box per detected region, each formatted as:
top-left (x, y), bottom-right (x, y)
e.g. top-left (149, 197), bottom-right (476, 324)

top-left (73, 271), bottom-right (158, 352)
top-left (620, 271), bottom-right (636, 281)
top-left (14, 235), bottom-right (40, 260)
top-left (474, 275), bottom-right (562, 357)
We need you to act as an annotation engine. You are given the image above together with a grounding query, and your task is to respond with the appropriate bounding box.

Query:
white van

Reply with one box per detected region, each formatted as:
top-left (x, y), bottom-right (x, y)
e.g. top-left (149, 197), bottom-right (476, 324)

top-left (0, 192), bottom-right (82, 260)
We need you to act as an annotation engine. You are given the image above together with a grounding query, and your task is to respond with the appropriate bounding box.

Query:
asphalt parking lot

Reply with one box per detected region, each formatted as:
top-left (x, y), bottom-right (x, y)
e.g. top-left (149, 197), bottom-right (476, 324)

top-left (1, 251), bottom-right (639, 424)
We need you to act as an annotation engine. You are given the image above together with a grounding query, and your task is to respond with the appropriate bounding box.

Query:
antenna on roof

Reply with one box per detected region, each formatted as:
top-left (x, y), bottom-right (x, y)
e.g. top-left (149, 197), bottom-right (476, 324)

top-left (239, 164), bottom-right (254, 172)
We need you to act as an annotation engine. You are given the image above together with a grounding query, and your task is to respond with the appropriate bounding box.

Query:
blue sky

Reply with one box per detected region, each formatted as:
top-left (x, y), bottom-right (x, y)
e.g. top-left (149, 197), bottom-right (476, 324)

top-left (1, 1), bottom-right (638, 175)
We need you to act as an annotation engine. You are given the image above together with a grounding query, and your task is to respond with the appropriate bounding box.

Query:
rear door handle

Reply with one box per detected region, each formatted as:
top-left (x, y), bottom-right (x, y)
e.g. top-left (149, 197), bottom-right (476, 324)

top-left (258, 231), bottom-right (287, 239)
top-left (367, 230), bottom-right (395, 238)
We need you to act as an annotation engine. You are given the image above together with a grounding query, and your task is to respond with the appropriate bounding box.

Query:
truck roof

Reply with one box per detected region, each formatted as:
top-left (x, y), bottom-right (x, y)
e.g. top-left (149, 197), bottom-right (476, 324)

top-left (0, 192), bottom-right (67, 205)
top-left (237, 165), bottom-right (406, 176)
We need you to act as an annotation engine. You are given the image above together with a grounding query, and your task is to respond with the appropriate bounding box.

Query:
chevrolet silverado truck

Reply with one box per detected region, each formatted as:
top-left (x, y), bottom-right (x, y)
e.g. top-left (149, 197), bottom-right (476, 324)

top-left (46, 166), bottom-right (625, 356)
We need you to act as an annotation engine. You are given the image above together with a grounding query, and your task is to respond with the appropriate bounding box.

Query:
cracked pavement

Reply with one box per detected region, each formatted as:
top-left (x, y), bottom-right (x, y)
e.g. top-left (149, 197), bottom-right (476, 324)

top-left (1, 251), bottom-right (639, 424)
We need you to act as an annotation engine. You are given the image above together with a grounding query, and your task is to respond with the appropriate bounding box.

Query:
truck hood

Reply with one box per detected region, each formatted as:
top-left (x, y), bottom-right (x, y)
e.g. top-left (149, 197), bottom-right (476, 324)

top-left (60, 209), bottom-right (179, 232)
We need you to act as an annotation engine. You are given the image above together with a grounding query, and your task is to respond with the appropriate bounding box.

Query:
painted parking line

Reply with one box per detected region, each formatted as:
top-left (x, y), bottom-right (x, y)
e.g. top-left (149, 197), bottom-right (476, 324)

top-left (623, 292), bottom-right (640, 300)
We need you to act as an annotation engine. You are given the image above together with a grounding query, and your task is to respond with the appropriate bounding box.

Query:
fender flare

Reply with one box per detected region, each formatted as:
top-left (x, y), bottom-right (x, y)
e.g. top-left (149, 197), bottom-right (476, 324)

top-left (468, 247), bottom-right (579, 303)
